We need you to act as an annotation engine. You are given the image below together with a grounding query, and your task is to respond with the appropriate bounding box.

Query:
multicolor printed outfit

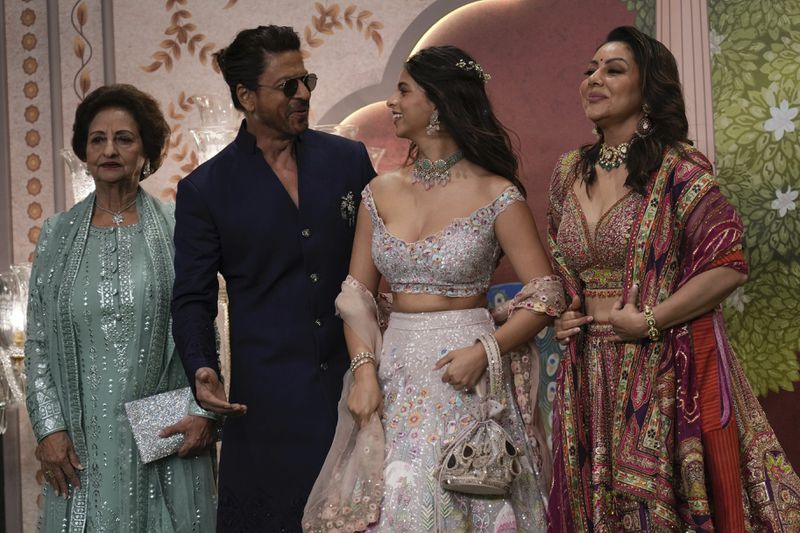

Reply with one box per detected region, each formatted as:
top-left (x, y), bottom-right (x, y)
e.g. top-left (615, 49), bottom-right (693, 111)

top-left (546, 146), bottom-right (800, 532)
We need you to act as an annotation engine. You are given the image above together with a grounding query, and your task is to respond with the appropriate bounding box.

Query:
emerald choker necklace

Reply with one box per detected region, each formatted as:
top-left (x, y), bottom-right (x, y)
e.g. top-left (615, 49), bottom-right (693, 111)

top-left (598, 141), bottom-right (630, 171)
top-left (412, 151), bottom-right (464, 189)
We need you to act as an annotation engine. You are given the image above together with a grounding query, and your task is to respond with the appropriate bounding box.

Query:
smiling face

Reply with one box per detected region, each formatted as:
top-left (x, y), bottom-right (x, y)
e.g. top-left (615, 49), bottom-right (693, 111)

top-left (580, 41), bottom-right (644, 135)
top-left (385, 68), bottom-right (436, 141)
top-left (237, 50), bottom-right (311, 138)
top-left (85, 107), bottom-right (146, 186)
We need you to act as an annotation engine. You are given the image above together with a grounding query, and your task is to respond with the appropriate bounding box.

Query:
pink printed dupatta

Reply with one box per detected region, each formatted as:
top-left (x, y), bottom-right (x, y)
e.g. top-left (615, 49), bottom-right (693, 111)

top-left (546, 146), bottom-right (800, 531)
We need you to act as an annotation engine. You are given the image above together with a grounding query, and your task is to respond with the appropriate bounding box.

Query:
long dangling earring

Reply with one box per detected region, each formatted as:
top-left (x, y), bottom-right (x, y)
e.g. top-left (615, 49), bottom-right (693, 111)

top-left (636, 103), bottom-right (653, 138)
top-left (426, 110), bottom-right (440, 136)
top-left (141, 160), bottom-right (152, 179)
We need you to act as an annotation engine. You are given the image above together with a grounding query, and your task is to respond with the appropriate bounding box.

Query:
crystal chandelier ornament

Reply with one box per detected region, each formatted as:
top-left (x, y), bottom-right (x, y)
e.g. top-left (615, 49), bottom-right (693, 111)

top-left (0, 263), bottom-right (31, 434)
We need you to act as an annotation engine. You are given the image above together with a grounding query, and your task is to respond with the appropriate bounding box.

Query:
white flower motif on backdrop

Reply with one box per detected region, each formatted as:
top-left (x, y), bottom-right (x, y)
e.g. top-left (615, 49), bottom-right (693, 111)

top-left (709, 28), bottom-right (724, 56)
top-left (771, 186), bottom-right (798, 218)
top-left (726, 286), bottom-right (751, 314)
top-left (763, 99), bottom-right (798, 141)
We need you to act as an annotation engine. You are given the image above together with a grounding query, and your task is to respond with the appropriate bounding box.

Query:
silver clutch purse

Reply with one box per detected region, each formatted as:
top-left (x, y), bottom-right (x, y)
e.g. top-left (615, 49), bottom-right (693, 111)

top-left (124, 387), bottom-right (192, 464)
top-left (437, 333), bottom-right (523, 495)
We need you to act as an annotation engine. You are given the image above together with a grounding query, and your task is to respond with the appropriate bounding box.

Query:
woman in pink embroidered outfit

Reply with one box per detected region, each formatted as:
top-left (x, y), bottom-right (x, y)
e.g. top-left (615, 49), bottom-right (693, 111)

top-left (304, 46), bottom-right (563, 532)
top-left (547, 26), bottom-right (800, 532)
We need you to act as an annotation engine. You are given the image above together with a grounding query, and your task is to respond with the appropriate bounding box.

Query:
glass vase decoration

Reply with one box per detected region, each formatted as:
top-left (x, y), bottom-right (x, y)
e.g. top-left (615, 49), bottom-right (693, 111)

top-left (190, 127), bottom-right (239, 164)
top-left (189, 94), bottom-right (239, 164)
top-left (0, 265), bottom-right (30, 434)
top-left (61, 149), bottom-right (94, 204)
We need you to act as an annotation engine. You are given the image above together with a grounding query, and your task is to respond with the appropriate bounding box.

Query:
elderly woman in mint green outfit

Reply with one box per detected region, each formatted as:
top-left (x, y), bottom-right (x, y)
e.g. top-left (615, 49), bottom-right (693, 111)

top-left (25, 84), bottom-right (218, 532)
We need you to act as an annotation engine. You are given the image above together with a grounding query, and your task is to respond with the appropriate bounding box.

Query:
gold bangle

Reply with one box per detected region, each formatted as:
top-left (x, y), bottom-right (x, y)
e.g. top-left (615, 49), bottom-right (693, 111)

top-left (349, 351), bottom-right (376, 374)
top-left (350, 357), bottom-right (375, 374)
top-left (643, 305), bottom-right (660, 341)
top-left (353, 351), bottom-right (374, 361)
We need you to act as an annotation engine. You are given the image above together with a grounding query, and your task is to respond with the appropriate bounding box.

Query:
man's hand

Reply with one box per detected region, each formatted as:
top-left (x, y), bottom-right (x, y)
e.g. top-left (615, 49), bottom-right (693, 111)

top-left (159, 415), bottom-right (217, 457)
top-left (195, 367), bottom-right (247, 416)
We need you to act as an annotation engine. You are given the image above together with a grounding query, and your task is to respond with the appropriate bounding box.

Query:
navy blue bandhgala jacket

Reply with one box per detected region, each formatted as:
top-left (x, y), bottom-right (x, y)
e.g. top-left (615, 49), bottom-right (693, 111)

top-left (171, 120), bottom-right (375, 532)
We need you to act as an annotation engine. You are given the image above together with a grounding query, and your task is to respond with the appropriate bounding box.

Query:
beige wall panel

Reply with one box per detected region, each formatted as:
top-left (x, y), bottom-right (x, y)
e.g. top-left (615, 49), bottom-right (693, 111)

top-left (657, 0), bottom-right (716, 163)
top-left (59, 0), bottom-right (106, 206)
top-left (5, 0), bottom-right (54, 262)
top-left (111, 0), bottom-right (439, 199)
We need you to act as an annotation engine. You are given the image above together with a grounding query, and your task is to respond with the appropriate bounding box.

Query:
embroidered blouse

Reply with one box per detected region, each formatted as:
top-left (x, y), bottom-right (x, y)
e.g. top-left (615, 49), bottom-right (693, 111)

top-left (362, 184), bottom-right (524, 298)
top-left (556, 185), bottom-right (643, 299)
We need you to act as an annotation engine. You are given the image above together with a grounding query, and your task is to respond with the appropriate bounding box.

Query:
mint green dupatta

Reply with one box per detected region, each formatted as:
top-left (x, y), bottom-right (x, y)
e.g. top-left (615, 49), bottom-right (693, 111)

top-left (25, 190), bottom-right (217, 532)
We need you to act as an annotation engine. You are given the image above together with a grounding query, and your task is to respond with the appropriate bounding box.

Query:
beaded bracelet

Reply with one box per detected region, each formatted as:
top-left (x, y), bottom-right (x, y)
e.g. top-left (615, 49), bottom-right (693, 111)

top-left (643, 306), bottom-right (661, 341)
top-left (349, 351), bottom-right (376, 374)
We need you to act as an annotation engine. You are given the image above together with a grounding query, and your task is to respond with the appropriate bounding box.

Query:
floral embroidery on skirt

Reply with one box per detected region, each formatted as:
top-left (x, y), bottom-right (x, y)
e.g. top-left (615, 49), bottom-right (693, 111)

top-left (367, 308), bottom-right (547, 532)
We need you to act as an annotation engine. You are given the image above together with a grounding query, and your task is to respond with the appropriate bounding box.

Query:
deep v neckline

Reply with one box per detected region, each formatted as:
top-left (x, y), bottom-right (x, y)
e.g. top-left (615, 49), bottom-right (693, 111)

top-left (367, 185), bottom-right (515, 246)
top-left (570, 185), bottom-right (635, 247)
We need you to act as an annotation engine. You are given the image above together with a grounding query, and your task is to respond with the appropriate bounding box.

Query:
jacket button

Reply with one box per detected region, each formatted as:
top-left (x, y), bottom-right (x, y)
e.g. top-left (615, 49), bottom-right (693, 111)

top-left (319, 361), bottom-right (328, 371)
top-left (309, 273), bottom-right (319, 283)
top-left (301, 228), bottom-right (312, 238)
top-left (314, 318), bottom-right (323, 327)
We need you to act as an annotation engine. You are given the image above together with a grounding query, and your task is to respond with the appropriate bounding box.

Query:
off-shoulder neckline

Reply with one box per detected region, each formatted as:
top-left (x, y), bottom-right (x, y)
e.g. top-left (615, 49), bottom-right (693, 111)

top-left (364, 184), bottom-right (521, 246)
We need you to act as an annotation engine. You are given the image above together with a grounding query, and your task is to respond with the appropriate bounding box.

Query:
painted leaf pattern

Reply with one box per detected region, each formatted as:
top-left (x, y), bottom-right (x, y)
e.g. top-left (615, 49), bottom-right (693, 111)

top-left (710, 0), bottom-right (800, 395)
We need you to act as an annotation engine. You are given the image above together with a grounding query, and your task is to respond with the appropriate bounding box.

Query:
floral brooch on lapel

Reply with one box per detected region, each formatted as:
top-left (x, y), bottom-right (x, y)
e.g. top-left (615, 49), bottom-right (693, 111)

top-left (340, 191), bottom-right (356, 227)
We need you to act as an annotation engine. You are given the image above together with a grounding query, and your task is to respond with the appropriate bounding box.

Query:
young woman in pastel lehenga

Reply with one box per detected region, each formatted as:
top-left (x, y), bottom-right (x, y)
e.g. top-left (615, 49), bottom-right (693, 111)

top-left (547, 26), bottom-right (800, 532)
top-left (304, 46), bottom-right (565, 533)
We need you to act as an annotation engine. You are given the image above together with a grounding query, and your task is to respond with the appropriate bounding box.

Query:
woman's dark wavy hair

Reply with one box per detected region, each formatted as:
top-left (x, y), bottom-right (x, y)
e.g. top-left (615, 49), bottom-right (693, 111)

top-left (215, 25), bottom-right (301, 111)
top-left (577, 26), bottom-right (691, 194)
top-left (404, 45), bottom-right (525, 196)
top-left (72, 84), bottom-right (170, 181)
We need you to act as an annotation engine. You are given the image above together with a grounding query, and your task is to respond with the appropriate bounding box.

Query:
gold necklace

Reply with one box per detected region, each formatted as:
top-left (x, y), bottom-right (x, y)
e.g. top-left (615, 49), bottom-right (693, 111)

top-left (598, 141), bottom-right (630, 171)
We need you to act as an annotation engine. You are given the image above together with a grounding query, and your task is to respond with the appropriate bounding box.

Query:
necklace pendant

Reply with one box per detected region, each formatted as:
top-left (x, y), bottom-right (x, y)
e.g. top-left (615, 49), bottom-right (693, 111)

top-left (95, 195), bottom-right (137, 227)
top-left (598, 141), bottom-right (631, 171)
top-left (412, 150), bottom-right (464, 189)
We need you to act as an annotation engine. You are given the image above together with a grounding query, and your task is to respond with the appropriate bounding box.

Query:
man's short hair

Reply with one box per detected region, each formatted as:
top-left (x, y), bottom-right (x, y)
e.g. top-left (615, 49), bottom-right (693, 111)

top-left (215, 25), bottom-right (301, 111)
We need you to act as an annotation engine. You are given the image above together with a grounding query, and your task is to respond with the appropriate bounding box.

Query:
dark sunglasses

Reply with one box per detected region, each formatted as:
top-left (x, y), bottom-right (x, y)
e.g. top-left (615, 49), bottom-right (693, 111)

top-left (257, 73), bottom-right (318, 98)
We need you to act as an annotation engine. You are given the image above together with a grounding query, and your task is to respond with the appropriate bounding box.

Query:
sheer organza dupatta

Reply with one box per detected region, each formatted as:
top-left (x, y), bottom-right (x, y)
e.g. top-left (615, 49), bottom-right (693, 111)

top-left (303, 276), bottom-right (385, 533)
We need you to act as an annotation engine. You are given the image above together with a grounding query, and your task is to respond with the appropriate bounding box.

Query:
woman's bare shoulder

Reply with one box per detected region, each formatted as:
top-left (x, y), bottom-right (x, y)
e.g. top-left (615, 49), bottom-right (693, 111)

top-left (479, 174), bottom-right (520, 200)
top-left (369, 168), bottom-right (410, 196)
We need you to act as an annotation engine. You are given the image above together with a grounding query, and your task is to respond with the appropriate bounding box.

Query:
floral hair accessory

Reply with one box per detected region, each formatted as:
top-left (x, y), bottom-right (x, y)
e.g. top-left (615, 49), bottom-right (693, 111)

top-left (455, 59), bottom-right (491, 83)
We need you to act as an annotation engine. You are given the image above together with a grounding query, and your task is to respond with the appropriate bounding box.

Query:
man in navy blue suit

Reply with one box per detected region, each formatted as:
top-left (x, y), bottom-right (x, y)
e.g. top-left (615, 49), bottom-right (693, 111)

top-left (171, 25), bottom-right (375, 532)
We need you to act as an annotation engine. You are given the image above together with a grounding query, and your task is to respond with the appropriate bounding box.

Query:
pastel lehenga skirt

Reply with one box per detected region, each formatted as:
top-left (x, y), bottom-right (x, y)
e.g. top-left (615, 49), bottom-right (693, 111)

top-left (367, 308), bottom-right (547, 532)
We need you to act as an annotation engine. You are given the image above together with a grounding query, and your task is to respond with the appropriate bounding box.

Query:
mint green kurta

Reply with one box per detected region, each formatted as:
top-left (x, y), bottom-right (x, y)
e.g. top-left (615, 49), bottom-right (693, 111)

top-left (25, 191), bottom-right (217, 533)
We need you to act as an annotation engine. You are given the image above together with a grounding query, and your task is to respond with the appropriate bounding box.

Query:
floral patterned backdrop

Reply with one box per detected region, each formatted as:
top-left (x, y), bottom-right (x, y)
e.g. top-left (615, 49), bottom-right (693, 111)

top-left (709, 0), bottom-right (800, 397)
